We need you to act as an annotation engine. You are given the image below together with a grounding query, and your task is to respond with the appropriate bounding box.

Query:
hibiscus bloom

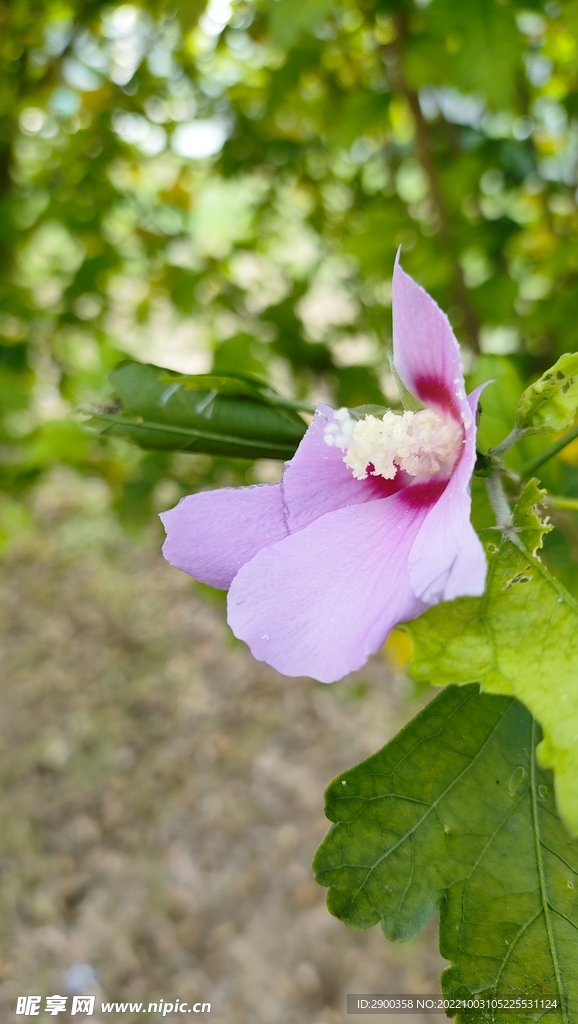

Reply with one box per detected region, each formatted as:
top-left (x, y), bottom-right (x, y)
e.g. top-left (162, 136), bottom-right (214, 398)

top-left (160, 259), bottom-right (486, 683)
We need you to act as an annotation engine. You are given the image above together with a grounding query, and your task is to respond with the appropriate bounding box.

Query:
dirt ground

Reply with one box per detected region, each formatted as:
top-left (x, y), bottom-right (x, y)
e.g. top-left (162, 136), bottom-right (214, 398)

top-left (0, 472), bottom-right (446, 1023)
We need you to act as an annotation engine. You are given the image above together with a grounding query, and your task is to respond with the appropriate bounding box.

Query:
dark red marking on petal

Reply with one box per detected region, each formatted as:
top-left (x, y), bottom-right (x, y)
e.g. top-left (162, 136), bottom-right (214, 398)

top-left (403, 478), bottom-right (448, 509)
top-left (413, 374), bottom-right (461, 422)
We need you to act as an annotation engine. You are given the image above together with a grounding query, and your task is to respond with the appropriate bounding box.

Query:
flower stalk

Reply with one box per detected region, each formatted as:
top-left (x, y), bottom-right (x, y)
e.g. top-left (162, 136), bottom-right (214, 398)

top-left (485, 468), bottom-right (515, 535)
top-left (489, 426), bottom-right (524, 460)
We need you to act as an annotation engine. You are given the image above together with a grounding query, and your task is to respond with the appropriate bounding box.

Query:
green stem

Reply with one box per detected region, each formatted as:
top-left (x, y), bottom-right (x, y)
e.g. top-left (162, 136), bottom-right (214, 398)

top-left (521, 424), bottom-right (578, 479)
top-left (485, 469), bottom-right (529, 553)
top-left (545, 495), bottom-right (578, 512)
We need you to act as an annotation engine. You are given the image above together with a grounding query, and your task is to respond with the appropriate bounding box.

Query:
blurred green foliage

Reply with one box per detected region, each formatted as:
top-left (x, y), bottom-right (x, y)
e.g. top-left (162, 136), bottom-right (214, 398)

top-left (3, 0), bottom-right (578, 551)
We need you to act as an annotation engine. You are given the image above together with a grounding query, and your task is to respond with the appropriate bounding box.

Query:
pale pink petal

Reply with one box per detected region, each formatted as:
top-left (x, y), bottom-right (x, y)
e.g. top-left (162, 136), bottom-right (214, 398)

top-left (392, 258), bottom-right (470, 424)
top-left (160, 484), bottom-right (288, 590)
top-left (407, 387), bottom-right (487, 603)
top-left (227, 491), bottom-right (438, 684)
top-left (282, 404), bottom-right (399, 533)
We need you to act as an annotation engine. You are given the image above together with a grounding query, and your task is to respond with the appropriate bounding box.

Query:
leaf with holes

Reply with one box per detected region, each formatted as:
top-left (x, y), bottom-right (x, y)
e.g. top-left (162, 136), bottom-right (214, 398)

top-left (516, 353), bottom-right (578, 433)
top-left (314, 685), bottom-right (578, 1023)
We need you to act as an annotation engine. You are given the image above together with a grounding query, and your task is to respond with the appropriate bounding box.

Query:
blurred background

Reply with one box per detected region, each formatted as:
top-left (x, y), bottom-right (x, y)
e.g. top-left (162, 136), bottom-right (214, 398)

top-left (2, 0), bottom-right (578, 1019)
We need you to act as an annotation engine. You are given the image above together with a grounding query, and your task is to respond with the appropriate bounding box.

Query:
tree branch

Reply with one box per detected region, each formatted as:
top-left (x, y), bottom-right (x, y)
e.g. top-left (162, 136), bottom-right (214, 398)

top-left (384, 14), bottom-right (480, 353)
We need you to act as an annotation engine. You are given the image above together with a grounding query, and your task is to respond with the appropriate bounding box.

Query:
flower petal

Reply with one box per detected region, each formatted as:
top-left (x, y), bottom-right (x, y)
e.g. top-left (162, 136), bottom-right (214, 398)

top-left (407, 388), bottom-right (487, 603)
top-left (282, 404), bottom-right (399, 533)
top-left (228, 493), bottom-right (434, 683)
top-left (160, 484), bottom-right (288, 590)
top-left (392, 257), bottom-right (470, 425)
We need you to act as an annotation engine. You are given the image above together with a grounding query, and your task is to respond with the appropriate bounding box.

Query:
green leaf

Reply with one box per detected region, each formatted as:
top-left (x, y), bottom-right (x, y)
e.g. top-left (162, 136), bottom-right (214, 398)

top-left (516, 354), bottom-right (578, 433)
top-left (388, 353), bottom-right (423, 412)
top-left (314, 685), bottom-right (578, 1021)
top-left (88, 361), bottom-right (307, 461)
top-left (160, 371), bottom-right (313, 413)
top-left (349, 404), bottom-right (390, 421)
top-left (406, 480), bottom-right (578, 837)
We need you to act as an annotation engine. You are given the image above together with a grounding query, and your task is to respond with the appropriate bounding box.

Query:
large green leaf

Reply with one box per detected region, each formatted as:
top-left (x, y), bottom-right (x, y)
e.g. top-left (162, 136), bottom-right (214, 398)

top-left (314, 685), bottom-right (578, 1022)
top-left (516, 354), bottom-right (578, 433)
top-left (407, 481), bottom-right (578, 837)
top-left (88, 361), bottom-right (307, 461)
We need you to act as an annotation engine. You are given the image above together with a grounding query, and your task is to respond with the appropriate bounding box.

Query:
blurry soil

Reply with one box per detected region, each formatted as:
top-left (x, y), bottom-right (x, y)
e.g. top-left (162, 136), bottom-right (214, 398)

top-left (0, 474), bottom-right (446, 1023)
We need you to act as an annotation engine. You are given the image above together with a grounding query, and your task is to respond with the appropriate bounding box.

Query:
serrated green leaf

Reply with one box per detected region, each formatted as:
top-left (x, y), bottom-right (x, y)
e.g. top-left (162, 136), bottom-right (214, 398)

top-left (88, 361), bottom-right (307, 461)
top-left (514, 478), bottom-right (554, 557)
top-left (314, 685), bottom-right (578, 1023)
top-left (517, 354), bottom-right (578, 433)
top-left (406, 481), bottom-right (578, 838)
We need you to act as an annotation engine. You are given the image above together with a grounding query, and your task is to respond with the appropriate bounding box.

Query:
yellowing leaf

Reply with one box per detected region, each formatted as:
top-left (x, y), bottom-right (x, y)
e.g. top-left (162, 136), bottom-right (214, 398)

top-left (383, 628), bottom-right (413, 671)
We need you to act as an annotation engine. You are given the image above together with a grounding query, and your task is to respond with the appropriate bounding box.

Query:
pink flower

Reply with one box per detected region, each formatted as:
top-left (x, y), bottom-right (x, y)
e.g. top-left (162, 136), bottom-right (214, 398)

top-left (160, 260), bottom-right (486, 683)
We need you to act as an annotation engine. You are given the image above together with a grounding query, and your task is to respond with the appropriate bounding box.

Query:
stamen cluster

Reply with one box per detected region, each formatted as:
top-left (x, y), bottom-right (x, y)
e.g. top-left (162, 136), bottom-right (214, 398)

top-left (324, 408), bottom-right (463, 481)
